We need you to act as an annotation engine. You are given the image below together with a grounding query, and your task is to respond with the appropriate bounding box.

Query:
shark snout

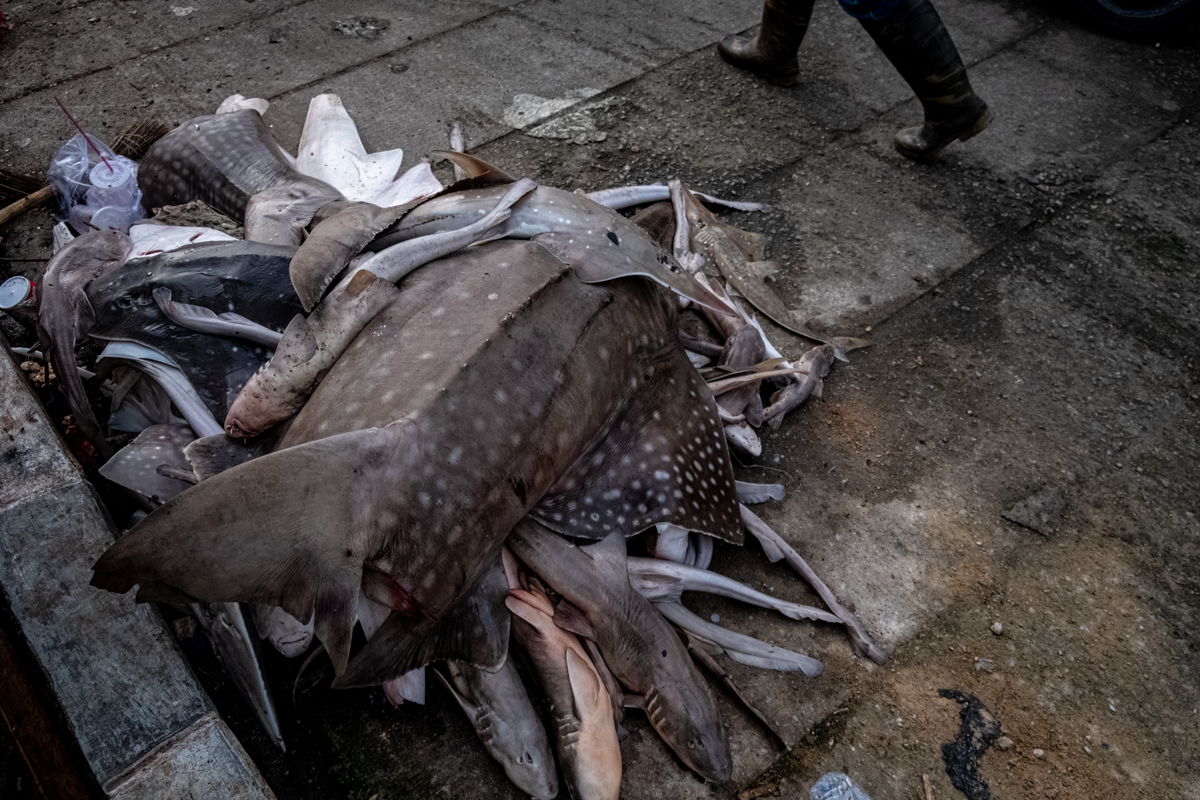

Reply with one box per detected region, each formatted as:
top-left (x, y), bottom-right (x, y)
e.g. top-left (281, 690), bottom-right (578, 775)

top-left (655, 680), bottom-right (732, 783)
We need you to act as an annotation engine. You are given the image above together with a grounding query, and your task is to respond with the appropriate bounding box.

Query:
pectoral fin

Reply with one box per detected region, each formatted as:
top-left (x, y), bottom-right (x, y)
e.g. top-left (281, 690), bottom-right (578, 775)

top-left (565, 648), bottom-right (604, 716)
top-left (91, 424), bottom-right (410, 674)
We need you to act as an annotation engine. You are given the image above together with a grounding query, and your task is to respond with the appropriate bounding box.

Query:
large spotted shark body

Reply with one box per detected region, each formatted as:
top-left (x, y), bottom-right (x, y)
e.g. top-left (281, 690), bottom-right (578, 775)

top-left (92, 240), bottom-right (744, 689)
top-left (63, 93), bottom-right (888, 792)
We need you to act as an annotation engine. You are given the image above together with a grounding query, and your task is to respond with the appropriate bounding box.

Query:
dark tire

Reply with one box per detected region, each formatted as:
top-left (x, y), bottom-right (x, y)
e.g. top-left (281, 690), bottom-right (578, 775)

top-left (1075, 0), bottom-right (1197, 33)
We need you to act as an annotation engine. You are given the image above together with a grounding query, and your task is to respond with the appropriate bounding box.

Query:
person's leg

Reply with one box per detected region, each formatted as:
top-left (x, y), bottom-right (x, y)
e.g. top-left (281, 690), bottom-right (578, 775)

top-left (846, 0), bottom-right (991, 160)
top-left (717, 0), bottom-right (818, 87)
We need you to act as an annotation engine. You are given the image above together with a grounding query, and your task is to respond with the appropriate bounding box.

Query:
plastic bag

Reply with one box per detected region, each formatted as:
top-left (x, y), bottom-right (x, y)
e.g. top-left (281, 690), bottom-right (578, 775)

top-left (810, 772), bottom-right (872, 800)
top-left (47, 132), bottom-right (145, 234)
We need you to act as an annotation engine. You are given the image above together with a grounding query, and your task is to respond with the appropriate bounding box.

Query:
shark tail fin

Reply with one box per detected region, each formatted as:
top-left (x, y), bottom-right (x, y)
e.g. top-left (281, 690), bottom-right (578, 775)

top-left (91, 425), bottom-right (408, 675)
top-left (333, 551), bottom-right (511, 688)
top-left (350, 148), bottom-right (405, 184)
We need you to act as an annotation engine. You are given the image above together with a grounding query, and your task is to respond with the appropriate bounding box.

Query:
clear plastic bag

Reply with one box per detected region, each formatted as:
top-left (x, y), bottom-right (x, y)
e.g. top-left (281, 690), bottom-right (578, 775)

top-left (47, 132), bottom-right (145, 234)
top-left (810, 772), bottom-right (872, 800)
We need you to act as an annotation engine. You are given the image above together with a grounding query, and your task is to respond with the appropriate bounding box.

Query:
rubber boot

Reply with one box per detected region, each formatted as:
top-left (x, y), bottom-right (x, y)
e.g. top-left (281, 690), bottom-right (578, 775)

top-left (717, 0), bottom-right (817, 87)
top-left (858, 0), bottom-right (992, 160)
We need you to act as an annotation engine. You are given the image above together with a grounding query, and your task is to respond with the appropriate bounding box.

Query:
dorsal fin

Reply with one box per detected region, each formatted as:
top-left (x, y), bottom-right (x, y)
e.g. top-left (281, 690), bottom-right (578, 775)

top-left (333, 552), bottom-right (510, 688)
top-left (289, 200), bottom-right (404, 311)
top-left (431, 150), bottom-right (514, 186)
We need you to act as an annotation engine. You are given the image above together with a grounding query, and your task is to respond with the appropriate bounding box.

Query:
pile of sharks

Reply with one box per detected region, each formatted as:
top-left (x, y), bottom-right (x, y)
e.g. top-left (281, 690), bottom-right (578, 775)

top-left (24, 93), bottom-right (885, 798)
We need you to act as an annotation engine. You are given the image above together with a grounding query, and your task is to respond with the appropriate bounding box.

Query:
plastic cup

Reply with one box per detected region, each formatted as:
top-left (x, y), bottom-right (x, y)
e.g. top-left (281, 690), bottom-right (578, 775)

top-left (0, 276), bottom-right (32, 310)
top-left (90, 206), bottom-right (131, 232)
top-left (89, 158), bottom-right (134, 189)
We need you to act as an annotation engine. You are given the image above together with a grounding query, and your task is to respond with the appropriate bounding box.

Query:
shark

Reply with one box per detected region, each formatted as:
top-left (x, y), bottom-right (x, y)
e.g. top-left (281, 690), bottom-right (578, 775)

top-left (507, 523), bottom-right (734, 782)
top-left (91, 238), bottom-right (746, 703)
top-left (434, 655), bottom-right (559, 800)
top-left (505, 568), bottom-right (621, 800)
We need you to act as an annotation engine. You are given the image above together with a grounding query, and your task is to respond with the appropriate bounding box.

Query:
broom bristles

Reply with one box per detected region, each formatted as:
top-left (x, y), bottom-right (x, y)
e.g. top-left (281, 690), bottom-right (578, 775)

top-left (110, 116), bottom-right (171, 161)
top-left (0, 169), bottom-right (47, 206)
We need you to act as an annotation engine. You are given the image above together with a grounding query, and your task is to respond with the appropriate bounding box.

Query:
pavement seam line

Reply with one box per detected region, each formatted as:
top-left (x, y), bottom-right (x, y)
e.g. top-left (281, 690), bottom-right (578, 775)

top-left (265, 0), bottom-right (529, 103)
top-left (2, 0), bottom-right (317, 105)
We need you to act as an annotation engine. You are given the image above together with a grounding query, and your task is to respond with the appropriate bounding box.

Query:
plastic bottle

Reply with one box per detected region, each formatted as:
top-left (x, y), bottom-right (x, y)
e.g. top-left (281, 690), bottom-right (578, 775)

top-left (810, 772), bottom-right (872, 800)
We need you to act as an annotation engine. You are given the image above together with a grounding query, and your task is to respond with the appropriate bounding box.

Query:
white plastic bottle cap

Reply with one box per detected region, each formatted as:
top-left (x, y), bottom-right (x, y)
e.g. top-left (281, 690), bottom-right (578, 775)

top-left (89, 158), bottom-right (133, 189)
top-left (0, 276), bottom-right (32, 310)
top-left (90, 206), bottom-right (129, 232)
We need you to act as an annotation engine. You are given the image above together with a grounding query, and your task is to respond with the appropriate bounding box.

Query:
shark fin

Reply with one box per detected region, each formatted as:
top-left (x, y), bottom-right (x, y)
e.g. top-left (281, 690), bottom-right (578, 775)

top-left (552, 599), bottom-right (595, 640)
top-left (100, 423), bottom-right (197, 504)
top-left (432, 667), bottom-right (479, 725)
top-left (289, 200), bottom-right (403, 311)
top-left (530, 346), bottom-right (743, 545)
top-left (91, 424), bottom-right (410, 675)
top-left (349, 149), bottom-right (405, 192)
top-left (432, 150), bottom-right (515, 186)
top-left (334, 551), bottom-right (511, 688)
top-left (183, 425), bottom-right (290, 482)
top-left (565, 648), bottom-right (604, 716)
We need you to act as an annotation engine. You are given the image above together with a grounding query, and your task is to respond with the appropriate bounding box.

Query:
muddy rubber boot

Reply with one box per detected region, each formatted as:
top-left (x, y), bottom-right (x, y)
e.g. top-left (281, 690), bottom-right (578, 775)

top-left (717, 0), bottom-right (817, 87)
top-left (858, 0), bottom-right (992, 161)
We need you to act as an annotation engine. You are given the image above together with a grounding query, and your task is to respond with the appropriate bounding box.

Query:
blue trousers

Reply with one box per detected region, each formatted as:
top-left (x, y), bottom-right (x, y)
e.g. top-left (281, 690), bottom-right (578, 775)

top-left (837, 0), bottom-right (906, 21)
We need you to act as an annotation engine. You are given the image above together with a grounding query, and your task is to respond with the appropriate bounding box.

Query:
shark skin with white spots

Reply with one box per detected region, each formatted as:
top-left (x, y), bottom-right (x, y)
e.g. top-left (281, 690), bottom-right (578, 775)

top-left (137, 110), bottom-right (342, 245)
top-left (507, 523), bottom-right (734, 783)
top-left (92, 241), bottom-right (739, 692)
top-left (224, 180), bottom-right (538, 439)
top-left (366, 183), bottom-right (730, 314)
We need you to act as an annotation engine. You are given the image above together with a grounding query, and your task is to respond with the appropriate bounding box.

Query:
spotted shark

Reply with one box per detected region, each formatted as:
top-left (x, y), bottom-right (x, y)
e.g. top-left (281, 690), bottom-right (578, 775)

top-left (91, 237), bottom-right (746, 704)
top-left (137, 109), bottom-right (341, 246)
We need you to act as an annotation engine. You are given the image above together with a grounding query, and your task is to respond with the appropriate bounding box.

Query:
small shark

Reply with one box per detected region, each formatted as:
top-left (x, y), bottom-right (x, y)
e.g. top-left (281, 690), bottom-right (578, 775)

top-left (506, 571), bottom-right (620, 800)
top-left (507, 523), bottom-right (733, 782)
top-left (35, 230), bottom-right (133, 457)
top-left (434, 656), bottom-right (560, 800)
